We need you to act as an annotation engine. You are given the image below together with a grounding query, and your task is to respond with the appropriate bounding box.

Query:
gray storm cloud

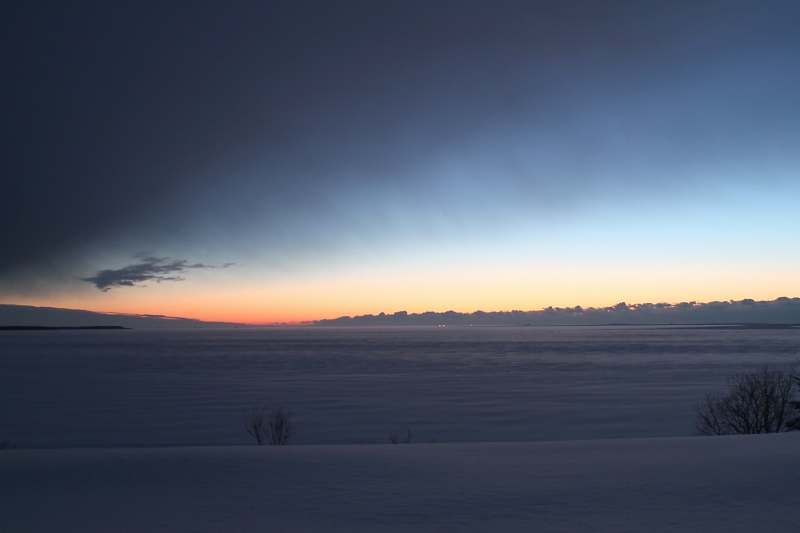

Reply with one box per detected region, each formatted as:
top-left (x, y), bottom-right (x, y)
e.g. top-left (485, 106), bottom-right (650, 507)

top-left (82, 256), bottom-right (233, 292)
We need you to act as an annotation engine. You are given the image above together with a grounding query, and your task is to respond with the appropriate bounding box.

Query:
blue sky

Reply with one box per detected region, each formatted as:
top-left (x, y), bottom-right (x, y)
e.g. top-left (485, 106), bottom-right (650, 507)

top-left (1, 1), bottom-right (797, 322)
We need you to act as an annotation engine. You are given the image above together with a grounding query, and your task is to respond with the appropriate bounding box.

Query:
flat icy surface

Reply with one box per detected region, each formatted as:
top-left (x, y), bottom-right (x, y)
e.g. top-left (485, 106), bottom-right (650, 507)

top-left (2, 327), bottom-right (798, 530)
top-left (2, 326), bottom-right (799, 448)
top-left (3, 433), bottom-right (798, 532)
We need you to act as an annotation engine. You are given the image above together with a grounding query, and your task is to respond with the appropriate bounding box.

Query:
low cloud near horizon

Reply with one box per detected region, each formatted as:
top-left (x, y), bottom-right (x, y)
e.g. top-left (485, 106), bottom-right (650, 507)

top-left (317, 298), bottom-right (800, 326)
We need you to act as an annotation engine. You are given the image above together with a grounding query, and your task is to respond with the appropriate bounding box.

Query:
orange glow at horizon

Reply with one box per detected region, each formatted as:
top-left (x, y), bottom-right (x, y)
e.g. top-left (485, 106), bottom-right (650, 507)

top-left (11, 262), bottom-right (799, 324)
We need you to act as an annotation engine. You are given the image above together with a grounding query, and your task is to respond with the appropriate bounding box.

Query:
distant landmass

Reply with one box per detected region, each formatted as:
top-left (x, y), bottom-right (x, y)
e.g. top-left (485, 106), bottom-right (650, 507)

top-left (0, 304), bottom-right (247, 329)
top-left (0, 325), bottom-right (129, 331)
top-left (314, 297), bottom-right (800, 327)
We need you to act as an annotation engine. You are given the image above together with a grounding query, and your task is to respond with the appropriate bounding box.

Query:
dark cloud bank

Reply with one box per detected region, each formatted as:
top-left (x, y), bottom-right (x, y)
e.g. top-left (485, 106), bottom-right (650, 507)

top-left (315, 298), bottom-right (800, 326)
top-left (1, 1), bottom-right (797, 287)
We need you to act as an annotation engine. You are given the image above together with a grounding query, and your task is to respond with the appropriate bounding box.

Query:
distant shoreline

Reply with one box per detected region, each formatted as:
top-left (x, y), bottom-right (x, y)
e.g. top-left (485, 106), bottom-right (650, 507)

top-left (0, 325), bottom-right (129, 331)
top-left (312, 297), bottom-right (800, 327)
top-left (304, 323), bottom-right (800, 330)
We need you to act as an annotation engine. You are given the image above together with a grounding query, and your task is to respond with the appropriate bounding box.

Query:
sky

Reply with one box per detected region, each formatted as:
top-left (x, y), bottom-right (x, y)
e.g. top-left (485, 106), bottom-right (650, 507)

top-left (1, 0), bottom-right (798, 324)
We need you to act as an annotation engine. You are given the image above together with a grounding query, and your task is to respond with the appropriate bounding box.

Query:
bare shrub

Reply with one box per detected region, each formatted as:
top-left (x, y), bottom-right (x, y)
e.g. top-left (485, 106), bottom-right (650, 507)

top-left (244, 408), bottom-right (268, 445)
top-left (790, 365), bottom-right (800, 431)
top-left (695, 365), bottom-right (799, 435)
top-left (244, 406), bottom-right (294, 445)
top-left (388, 427), bottom-right (413, 444)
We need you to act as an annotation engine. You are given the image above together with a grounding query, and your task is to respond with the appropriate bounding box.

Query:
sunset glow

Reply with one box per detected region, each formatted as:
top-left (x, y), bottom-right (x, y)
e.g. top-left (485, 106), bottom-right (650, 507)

top-left (1, 1), bottom-right (797, 324)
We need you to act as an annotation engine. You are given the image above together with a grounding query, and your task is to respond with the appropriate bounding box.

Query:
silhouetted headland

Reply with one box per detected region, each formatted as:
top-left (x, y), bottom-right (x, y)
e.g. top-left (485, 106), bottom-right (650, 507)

top-left (0, 325), bottom-right (129, 331)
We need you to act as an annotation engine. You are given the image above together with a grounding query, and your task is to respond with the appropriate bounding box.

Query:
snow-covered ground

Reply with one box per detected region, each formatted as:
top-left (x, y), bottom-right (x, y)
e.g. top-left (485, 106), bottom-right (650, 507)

top-left (2, 433), bottom-right (798, 532)
top-left (2, 327), bottom-right (798, 530)
top-left (3, 327), bottom-right (798, 448)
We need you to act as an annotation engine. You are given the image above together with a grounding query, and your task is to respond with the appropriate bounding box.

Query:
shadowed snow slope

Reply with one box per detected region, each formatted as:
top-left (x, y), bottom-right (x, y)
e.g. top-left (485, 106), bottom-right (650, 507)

top-left (2, 433), bottom-right (797, 532)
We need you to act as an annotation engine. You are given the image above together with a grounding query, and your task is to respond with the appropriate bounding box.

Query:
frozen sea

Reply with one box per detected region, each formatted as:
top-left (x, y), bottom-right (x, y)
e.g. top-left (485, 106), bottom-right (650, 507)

top-left (2, 325), bottom-right (798, 449)
top-left (2, 325), bottom-right (799, 532)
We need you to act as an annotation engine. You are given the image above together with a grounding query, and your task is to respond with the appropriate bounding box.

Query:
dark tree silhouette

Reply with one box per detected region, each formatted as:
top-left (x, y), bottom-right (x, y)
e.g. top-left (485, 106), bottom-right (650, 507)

top-left (244, 408), bottom-right (268, 445)
top-left (789, 365), bottom-right (800, 431)
top-left (695, 365), bottom-right (799, 435)
top-left (388, 427), bottom-right (413, 444)
top-left (244, 406), bottom-right (294, 445)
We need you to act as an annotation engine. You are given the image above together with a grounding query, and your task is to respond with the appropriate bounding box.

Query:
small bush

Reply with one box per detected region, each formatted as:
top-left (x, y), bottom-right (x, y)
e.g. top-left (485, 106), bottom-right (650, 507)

top-left (388, 427), bottom-right (413, 444)
top-left (244, 406), bottom-right (294, 445)
top-left (790, 365), bottom-right (800, 430)
top-left (695, 365), bottom-right (799, 435)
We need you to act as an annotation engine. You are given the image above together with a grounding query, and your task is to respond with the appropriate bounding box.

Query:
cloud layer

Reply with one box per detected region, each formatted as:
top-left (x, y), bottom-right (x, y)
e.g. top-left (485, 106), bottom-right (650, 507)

top-left (2, 2), bottom-right (797, 277)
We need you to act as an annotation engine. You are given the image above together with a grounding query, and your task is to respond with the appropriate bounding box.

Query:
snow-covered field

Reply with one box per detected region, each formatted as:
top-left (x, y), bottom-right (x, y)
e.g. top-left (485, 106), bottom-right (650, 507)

top-left (1, 326), bottom-right (798, 530)
top-left (3, 326), bottom-right (798, 448)
top-left (3, 434), bottom-right (798, 532)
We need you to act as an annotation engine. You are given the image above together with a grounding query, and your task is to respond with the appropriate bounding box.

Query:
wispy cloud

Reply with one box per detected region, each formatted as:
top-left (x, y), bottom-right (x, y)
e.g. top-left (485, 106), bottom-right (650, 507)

top-left (83, 256), bottom-right (233, 292)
